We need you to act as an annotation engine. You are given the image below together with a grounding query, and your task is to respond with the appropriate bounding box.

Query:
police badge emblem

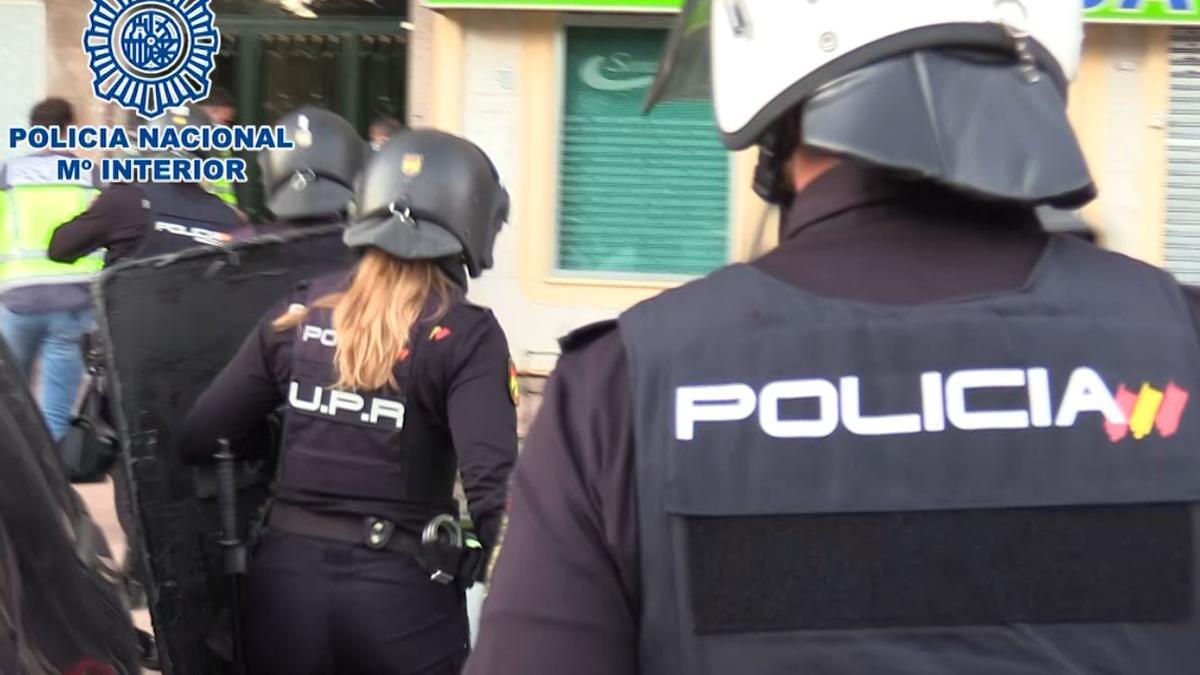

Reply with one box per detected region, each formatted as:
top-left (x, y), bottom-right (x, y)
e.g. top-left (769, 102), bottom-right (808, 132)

top-left (401, 153), bottom-right (423, 177)
top-left (508, 358), bottom-right (520, 406)
top-left (84, 0), bottom-right (220, 118)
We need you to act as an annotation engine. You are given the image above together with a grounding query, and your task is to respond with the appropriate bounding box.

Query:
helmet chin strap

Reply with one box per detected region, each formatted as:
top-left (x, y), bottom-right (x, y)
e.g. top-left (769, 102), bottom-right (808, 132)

top-left (289, 168), bottom-right (316, 191)
top-left (752, 115), bottom-right (799, 205)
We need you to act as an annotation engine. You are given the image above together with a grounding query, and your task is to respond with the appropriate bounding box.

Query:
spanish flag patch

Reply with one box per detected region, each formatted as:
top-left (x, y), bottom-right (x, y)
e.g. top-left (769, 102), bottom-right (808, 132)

top-left (508, 358), bottom-right (520, 406)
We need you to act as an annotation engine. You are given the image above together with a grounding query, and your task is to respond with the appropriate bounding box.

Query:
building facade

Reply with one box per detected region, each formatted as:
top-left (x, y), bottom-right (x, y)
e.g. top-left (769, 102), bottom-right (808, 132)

top-left (0, 0), bottom-right (47, 164)
top-left (0, 0), bottom-right (126, 162)
top-left (0, 0), bottom-right (412, 217)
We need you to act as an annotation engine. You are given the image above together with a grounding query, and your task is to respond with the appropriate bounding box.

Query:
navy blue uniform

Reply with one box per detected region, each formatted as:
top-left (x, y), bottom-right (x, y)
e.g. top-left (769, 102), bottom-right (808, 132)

top-left (48, 182), bottom-right (240, 266)
top-left (467, 163), bottom-right (1200, 675)
top-left (182, 270), bottom-right (517, 674)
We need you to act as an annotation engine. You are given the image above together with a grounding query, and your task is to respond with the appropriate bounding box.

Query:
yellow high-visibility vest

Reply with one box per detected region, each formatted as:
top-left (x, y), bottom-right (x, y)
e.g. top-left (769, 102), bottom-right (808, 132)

top-left (0, 154), bottom-right (103, 291)
top-left (205, 149), bottom-right (239, 207)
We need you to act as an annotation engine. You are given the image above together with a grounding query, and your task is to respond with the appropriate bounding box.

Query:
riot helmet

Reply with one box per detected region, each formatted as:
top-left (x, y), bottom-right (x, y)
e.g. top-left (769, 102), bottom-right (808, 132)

top-left (648, 0), bottom-right (1094, 208)
top-left (259, 107), bottom-right (367, 221)
top-left (142, 105), bottom-right (213, 160)
top-left (344, 129), bottom-right (509, 279)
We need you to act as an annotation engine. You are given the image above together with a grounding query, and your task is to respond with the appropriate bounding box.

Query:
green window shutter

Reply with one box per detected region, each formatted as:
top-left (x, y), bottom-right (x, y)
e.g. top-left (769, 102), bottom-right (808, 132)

top-left (558, 26), bottom-right (729, 276)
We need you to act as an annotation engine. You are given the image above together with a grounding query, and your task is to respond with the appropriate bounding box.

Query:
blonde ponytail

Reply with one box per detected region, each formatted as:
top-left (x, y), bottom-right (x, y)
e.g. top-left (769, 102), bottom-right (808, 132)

top-left (273, 250), bottom-right (452, 391)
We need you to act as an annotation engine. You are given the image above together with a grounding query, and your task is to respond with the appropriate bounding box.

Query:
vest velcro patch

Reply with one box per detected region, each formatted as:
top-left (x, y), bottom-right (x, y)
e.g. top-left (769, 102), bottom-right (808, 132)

top-left (686, 504), bottom-right (1193, 634)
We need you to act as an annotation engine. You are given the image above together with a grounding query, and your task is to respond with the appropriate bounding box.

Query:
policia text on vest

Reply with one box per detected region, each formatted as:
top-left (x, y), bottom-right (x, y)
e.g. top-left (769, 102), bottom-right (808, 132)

top-left (677, 368), bottom-right (1187, 441)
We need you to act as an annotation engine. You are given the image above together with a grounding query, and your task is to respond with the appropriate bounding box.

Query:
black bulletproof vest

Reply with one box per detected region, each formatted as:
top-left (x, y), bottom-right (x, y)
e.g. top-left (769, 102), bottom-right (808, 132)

top-left (135, 183), bottom-right (241, 258)
top-left (276, 276), bottom-right (458, 522)
top-left (619, 235), bottom-right (1200, 675)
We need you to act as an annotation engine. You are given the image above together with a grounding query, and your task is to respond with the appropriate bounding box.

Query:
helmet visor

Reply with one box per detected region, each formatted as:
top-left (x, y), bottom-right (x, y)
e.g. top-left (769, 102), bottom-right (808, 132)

top-left (644, 0), bottom-right (713, 112)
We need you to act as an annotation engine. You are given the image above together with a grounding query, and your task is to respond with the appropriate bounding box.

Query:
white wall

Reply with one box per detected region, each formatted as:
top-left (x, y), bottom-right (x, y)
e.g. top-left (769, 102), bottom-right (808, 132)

top-left (407, 0), bottom-right (436, 128)
top-left (1066, 24), bottom-right (1171, 264)
top-left (1097, 27), bottom-right (1155, 258)
top-left (0, 0), bottom-right (46, 161)
top-left (461, 15), bottom-right (618, 374)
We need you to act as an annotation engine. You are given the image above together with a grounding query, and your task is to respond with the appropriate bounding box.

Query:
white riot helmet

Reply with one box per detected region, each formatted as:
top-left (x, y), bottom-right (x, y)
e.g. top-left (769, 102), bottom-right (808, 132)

top-left (648, 0), bottom-right (1094, 208)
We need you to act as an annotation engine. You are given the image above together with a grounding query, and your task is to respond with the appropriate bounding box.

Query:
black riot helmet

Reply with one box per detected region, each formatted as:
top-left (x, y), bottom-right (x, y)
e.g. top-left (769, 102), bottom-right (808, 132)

top-left (259, 107), bottom-right (367, 221)
top-left (345, 129), bottom-right (509, 278)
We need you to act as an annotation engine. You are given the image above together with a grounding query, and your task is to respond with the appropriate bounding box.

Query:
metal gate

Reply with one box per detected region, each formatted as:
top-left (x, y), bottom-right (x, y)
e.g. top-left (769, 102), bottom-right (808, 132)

top-left (1166, 27), bottom-right (1200, 283)
top-left (211, 9), bottom-right (408, 219)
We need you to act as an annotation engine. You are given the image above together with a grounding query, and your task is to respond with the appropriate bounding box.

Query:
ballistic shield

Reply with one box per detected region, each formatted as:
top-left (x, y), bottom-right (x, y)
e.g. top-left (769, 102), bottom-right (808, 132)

top-left (94, 226), bottom-right (355, 674)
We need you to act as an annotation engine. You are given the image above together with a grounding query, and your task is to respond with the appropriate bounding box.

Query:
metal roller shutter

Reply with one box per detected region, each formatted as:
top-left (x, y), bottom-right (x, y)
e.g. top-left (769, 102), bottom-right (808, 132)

top-left (557, 26), bottom-right (729, 276)
top-left (1167, 27), bottom-right (1200, 282)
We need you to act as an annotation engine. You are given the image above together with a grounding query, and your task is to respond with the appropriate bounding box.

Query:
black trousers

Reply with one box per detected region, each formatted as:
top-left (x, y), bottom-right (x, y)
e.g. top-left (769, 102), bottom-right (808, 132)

top-left (245, 530), bottom-right (469, 675)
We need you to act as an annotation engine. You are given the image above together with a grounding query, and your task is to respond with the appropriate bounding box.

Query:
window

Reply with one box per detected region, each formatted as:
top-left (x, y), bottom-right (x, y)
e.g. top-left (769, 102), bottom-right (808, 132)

top-left (556, 26), bottom-right (730, 277)
top-left (211, 16), bottom-right (407, 219)
top-left (212, 0), bottom-right (407, 18)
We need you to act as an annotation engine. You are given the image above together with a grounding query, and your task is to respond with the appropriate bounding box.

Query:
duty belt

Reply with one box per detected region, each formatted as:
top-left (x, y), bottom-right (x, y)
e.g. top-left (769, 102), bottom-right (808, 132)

top-left (268, 503), bottom-right (421, 556)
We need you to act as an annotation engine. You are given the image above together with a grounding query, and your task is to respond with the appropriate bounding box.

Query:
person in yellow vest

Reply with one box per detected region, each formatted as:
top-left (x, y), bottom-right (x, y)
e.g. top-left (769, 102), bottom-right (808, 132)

top-left (200, 87), bottom-right (242, 212)
top-left (0, 98), bottom-right (103, 440)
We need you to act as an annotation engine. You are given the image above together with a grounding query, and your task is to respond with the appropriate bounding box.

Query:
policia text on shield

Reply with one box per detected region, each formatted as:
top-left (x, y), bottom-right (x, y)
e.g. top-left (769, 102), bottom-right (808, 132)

top-left (48, 106), bottom-right (241, 267)
top-left (467, 2), bottom-right (1200, 675)
top-left (181, 129), bottom-right (515, 674)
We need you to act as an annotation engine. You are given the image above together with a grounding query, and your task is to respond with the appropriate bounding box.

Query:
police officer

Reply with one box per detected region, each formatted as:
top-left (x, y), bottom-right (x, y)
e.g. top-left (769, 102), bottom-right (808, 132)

top-left (468, 2), bottom-right (1200, 674)
top-left (47, 105), bottom-right (241, 267)
top-left (181, 129), bottom-right (516, 674)
top-left (246, 106), bottom-right (367, 238)
top-left (0, 97), bottom-right (103, 441)
top-left (199, 87), bottom-right (241, 210)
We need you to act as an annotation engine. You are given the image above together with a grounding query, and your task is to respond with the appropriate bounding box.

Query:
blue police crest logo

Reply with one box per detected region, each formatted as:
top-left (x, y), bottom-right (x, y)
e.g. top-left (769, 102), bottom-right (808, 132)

top-left (83, 0), bottom-right (220, 119)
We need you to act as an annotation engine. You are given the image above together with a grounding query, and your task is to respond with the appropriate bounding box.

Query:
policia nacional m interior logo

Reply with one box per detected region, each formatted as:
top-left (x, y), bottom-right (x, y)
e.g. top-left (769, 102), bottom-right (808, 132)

top-left (83, 0), bottom-right (219, 118)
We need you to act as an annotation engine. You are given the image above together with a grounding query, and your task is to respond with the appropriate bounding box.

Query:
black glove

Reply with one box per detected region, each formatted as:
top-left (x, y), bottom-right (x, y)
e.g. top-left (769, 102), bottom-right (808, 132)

top-left (457, 532), bottom-right (487, 587)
